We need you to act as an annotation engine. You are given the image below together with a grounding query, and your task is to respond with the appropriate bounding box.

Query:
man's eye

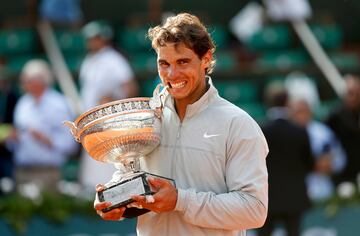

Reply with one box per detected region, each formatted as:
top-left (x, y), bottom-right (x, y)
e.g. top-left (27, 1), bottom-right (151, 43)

top-left (178, 60), bottom-right (188, 65)
top-left (158, 62), bottom-right (168, 67)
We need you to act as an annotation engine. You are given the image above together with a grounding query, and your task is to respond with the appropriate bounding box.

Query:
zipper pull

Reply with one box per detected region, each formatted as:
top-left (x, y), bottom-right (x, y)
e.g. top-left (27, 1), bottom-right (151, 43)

top-left (177, 124), bottom-right (182, 139)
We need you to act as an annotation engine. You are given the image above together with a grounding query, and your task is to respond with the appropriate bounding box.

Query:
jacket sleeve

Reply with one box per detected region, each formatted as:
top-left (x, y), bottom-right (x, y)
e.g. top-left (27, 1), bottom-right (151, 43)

top-left (174, 115), bottom-right (269, 230)
top-left (49, 101), bottom-right (78, 157)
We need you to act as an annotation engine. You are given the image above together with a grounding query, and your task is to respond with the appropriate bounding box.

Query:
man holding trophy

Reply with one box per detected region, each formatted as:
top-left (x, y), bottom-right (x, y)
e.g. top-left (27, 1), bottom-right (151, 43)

top-left (69, 12), bottom-right (269, 236)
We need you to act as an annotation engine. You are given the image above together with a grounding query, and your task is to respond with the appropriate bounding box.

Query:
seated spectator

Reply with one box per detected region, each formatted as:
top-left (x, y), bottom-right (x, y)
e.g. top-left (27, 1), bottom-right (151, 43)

top-left (7, 59), bottom-right (78, 192)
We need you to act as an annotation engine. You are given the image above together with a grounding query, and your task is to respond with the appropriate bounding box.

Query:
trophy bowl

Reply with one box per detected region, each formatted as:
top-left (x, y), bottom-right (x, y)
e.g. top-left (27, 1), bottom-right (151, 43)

top-left (64, 97), bottom-right (161, 165)
top-left (64, 96), bottom-right (174, 218)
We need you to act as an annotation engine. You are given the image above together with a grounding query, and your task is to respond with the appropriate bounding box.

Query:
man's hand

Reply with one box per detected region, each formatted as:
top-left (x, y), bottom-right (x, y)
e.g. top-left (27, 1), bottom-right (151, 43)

top-left (315, 154), bottom-right (332, 174)
top-left (94, 184), bottom-right (126, 221)
top-left (29, 128), bottom-right (52, 148)
top-left (129, 177), bottom-right (178, 213)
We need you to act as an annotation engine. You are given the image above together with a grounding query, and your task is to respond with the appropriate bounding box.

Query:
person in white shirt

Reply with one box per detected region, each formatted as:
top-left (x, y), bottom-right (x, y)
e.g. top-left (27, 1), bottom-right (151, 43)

top-left (78, 20), bottom-right (139, 191)
top-left (10, 59), bottom-right (78, 192)
top-left (94, 13), bottom-right (269, 236)
top-left (79, 20), bottom-right (138, 110)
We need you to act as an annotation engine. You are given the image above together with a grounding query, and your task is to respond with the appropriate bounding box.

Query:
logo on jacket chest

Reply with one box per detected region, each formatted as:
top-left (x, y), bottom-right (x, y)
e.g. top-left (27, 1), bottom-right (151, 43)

top-left (203, 132), bottom-right (222, 138)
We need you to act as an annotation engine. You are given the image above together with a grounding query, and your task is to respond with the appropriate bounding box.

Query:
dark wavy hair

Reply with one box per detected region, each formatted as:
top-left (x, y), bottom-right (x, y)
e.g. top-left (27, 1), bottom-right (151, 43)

top-left (148, 13), bottom-right (216, 74)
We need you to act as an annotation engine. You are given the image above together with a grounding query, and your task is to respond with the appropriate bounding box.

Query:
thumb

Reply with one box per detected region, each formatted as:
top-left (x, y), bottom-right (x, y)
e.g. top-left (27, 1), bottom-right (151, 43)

top-left (95, 184), bottom-right (106, 192)
top-left (148, 177), bottom-right (169, 189)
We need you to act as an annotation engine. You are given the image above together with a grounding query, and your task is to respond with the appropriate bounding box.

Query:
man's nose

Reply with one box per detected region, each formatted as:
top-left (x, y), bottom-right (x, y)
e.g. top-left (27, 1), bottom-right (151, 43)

top-left (167, 66), bottom-right (179, 78)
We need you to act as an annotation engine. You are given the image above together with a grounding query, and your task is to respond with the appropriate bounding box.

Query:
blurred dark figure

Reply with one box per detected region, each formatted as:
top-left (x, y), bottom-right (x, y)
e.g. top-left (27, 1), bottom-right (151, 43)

top-left (0, 69), bottom-right (19, 182)
top-left (258, 82), bottom-right (314, 236)
top-left (290, 98), bottom-right (346, 202)
top-left (326, 75), bottom-right (360, 184)
top-left (0, 69), bottom-right (18, 124)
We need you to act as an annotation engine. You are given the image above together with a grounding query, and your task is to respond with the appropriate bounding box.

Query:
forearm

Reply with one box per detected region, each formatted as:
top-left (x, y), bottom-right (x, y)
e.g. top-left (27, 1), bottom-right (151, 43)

top-left (175, 188), bottom-right (267, 230)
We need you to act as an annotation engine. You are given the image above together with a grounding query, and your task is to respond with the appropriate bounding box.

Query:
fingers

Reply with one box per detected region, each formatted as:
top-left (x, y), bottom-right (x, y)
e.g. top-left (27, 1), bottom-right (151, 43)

top-left (127, 178), bottom-right (176, 213)
top-left (147, 177), bottom-right (173, 193)
top-left (129, 195), bottom-right (157, 211)
top-left (127, 202), bottom-right (144, 209)
top-left (147, 177), bottom-right (168, 188)
top-left (95, 184), bottom-right (106, 192)
top-left (96, 206), bottom-right (126, 221)
top-left (130, 195), bottom-right (147, 206)
top-left (94, 201), bottom-right (112, 211)
top-left (94, 186), bottom-right (106, 206)
top-left (94, 201), bottom-right (125, 221)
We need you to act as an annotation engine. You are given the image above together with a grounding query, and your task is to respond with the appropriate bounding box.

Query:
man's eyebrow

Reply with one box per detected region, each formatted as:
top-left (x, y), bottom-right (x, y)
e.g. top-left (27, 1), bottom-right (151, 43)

top-left (157, 59), bottom-right (168, 63)
top-left (157, 57), bottom-right (191, 63)
top-left (178, 58), bottom-right (191, 62)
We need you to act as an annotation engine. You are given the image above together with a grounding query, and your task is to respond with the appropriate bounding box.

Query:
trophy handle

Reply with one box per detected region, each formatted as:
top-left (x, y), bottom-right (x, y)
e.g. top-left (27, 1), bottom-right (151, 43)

top-left (63, 121), bottom-right (81, 142)
top-left (153, 83), bottom-right (168, 98)
top-left (151, 83), bottom-right (168, 118)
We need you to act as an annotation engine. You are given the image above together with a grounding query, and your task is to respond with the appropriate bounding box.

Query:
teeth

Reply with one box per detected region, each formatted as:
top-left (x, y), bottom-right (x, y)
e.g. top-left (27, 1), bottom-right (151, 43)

top-left (170, 81), bottom-right (186, 89)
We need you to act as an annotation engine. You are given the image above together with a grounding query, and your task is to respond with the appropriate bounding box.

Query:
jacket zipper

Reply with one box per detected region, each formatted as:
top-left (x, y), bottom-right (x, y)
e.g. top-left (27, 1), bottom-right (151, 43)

top-left (171, 122), bottom-right (182, 179)
top-left (176, 123), bottom-right (182, 139)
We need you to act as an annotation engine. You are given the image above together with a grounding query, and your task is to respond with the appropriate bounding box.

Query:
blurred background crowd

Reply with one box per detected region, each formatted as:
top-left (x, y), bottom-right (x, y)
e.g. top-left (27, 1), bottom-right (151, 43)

top-left (0, 0), bottom-right (360, 235)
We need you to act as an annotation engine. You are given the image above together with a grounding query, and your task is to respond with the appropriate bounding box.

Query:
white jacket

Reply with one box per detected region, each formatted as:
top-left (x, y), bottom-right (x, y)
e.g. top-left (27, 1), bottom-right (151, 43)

top-left (115, 79), bottom-right (269, 236)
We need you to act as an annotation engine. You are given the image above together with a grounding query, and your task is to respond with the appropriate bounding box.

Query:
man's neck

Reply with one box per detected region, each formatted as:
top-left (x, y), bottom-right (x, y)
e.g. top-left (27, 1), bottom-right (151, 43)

top-left (174, 78), bottom-right (210, 122)
top-left (174, 102), bottom-right (187, 122)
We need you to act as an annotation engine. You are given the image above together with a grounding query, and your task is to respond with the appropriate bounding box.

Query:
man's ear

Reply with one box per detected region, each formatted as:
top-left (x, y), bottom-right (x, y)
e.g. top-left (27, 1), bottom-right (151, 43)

top-left (202, 50), bottom-right (213, 68)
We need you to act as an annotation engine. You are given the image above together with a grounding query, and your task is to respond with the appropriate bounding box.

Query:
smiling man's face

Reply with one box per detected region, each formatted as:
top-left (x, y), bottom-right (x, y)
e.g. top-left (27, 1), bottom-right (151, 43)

top-left (157, 43), bottom-right (211, 107)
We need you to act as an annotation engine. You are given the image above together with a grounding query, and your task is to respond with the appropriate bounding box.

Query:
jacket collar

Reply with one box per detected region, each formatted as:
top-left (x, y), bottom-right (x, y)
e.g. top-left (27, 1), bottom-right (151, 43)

top-left (164, 76), bottom-right (219, 119)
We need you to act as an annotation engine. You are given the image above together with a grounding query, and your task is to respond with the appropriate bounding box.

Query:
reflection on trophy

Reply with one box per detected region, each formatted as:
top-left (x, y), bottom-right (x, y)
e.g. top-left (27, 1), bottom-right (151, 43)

top-left (64, 86), bottom-right (175, 218)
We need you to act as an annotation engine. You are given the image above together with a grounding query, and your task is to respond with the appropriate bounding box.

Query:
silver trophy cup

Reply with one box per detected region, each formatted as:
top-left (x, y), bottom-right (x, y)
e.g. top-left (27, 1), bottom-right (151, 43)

top-left (64, 87), bottom-right (174, 218)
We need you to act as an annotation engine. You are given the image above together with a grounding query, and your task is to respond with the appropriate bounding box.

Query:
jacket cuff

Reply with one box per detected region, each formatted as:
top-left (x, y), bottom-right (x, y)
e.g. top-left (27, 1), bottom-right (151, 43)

top-left (174, 188), bottom-right (188, 213)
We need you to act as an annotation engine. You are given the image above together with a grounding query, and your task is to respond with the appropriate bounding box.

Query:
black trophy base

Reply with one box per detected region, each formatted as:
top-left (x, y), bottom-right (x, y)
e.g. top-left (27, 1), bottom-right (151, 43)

top-left (98, 171), bottom-right (175, 218)
top-left (123, 207), bottom-right (150, 218)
